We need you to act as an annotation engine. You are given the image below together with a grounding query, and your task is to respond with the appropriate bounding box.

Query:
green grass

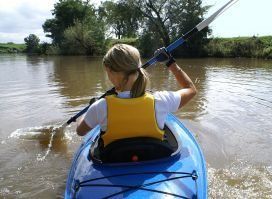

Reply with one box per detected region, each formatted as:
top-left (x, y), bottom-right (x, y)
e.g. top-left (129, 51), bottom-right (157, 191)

top-left (0, 43), bottom-right (26, 53)
top-left (210, 36), bottom-right (272, 43)
top-left (205, 36), bottom-right (272, 59)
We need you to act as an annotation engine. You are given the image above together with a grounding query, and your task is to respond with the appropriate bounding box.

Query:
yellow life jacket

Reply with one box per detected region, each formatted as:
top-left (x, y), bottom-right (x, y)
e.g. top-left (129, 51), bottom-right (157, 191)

top-left (102, 92), bottom-right (164, 147)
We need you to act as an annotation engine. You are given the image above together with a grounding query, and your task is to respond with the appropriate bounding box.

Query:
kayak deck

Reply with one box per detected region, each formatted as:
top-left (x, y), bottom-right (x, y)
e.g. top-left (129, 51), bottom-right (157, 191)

top-left (65, 114), bottom-right (207, 198)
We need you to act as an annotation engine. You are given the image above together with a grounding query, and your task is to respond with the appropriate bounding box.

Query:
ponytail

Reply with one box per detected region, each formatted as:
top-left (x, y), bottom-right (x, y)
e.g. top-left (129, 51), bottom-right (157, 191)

top-left (103, 44), bottom-right (149, 98)
top-left (131, 68), bottom-right (149, 98)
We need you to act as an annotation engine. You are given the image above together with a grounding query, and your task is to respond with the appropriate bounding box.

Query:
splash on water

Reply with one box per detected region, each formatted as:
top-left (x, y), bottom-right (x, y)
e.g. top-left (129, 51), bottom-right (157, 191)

top-left (9, 124), bottom-right (72, 161)
top-left (0, 187), bottom-right (10, 196)
top-left (36, 129), bottom-right (57, 161)
top-left (9, 125), bottom-right (65, 140)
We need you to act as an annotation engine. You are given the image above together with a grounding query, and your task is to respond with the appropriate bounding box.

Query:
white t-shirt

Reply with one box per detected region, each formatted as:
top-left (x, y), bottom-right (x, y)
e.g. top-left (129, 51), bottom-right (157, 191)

top-left (84, 91), bottom-right (181, 131)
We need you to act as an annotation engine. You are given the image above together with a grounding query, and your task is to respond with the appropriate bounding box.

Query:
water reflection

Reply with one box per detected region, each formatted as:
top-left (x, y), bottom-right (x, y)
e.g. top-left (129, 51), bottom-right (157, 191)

top-left (49, 56), bottom-right (109, 108)
top-left (44, 56), bottom-right (210, 120)
top-left (43, 56), bottom-right (272, 122)
top-left (26, 55), bottom-right (45, 66)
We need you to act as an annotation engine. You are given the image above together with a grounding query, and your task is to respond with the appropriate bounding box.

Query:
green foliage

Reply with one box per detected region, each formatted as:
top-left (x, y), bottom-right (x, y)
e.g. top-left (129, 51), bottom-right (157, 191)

top-left (173, 0), bottom-right (210, 57)
top-left (41, 0), bottom-right (210, 57)
top-left (46, 44), bottom-right (61, 55)
top-left (38, 0), bottom-right (272, 59)
top-left (100, 1), bottom-right (141, 39)
top-left (127, 0), bottom-right (174, 47)
top-left (39, 42), bottom-right (51, 55)
top-left (62, 20), bottom-right (106, 55)
top-left (122, 0), bottom-right (210, 57)
top-left (262, 47), bottom-right (272, 59)
top-left (108, 38), bottom-right (138, 47)
top-left (62, 22), bottom-right (90, 55)
top-left (24, 34), bottom-right (40, 54)
top-left (43, 0), bottom-right (106, 55)
top-left (43, 0), bottom-right (95, 44)
top-left (205, 36), bottom-right (272, 59)
top-left (0, 43), bottom-right (26, 53)
top-left (105, 37), bottom-right (140, 55)
top-left (138, 32), bottom-right (163, 58)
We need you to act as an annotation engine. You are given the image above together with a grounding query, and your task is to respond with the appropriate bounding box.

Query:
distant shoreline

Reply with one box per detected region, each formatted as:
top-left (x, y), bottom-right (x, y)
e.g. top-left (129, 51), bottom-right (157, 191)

top-left (0, 43), bottom-right (26, 54)
top-left (1, 36), bottom-right (272, 59)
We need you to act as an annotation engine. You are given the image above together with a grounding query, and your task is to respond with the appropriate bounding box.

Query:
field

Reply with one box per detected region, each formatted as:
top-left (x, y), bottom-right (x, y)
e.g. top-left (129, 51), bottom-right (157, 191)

top-left (0, 43), bottom-right (26, 53)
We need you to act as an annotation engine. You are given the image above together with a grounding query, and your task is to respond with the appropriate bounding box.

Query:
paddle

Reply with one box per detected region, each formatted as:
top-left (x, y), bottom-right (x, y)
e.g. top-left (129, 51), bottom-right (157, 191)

top-left (63, 0), bottom-right (239, 128)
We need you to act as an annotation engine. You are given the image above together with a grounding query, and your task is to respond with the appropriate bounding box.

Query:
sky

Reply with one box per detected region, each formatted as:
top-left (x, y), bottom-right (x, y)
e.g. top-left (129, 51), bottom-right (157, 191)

top-left (0, 0), bottom-right (271, 43)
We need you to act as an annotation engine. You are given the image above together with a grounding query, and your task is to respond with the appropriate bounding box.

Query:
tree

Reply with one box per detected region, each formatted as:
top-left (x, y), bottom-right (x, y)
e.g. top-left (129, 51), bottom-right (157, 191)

top-left (125, 0), bottom-right (210, 57)
top-left (175, 0), bottom-right (211, 56)
top-left (24, 34), bottom-right (40, 53)
top-left (126, 0), bottom-right (179, 46)
top-left (42, 0), bottom-right (94, 44)
top-left (42, 0), bottom-right (106, 55)
top-left (62, 20), bottom-right (106, 55)
top-left (100, 1), bottom-right (141, 39)
top-left (41, 0), bottom-right (211, 57)
top-left (40, 42), bottom-right (51, 54)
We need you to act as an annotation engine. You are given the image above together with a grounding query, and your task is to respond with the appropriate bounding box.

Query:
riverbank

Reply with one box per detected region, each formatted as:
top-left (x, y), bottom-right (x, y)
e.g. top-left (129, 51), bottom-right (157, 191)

top-left (1, 36), bottom-right (272, 59)
top-left (0, 43), bottom-right (25, 53)
top-left (205, 36), bottom-right (272, 59)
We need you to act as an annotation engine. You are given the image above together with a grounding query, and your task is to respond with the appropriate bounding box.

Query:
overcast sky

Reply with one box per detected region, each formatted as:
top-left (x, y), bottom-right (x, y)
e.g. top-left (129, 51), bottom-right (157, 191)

top-left (0, 0), bottom-right (271, 43)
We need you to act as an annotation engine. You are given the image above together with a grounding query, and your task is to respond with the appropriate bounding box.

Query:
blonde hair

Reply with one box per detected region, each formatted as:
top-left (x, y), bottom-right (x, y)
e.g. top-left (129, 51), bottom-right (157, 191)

top-left (103, 44), bottom-right (149, 98)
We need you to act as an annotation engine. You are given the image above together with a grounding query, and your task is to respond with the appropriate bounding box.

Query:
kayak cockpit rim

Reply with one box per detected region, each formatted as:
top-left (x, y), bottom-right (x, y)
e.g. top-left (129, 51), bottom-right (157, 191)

top-left (87, 122), bottom-right (183, 166)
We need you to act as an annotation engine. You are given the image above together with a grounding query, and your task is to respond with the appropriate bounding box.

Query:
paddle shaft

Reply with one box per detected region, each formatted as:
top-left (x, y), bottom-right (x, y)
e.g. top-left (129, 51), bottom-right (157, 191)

top-left (65, 0), bottom-right (238, 125)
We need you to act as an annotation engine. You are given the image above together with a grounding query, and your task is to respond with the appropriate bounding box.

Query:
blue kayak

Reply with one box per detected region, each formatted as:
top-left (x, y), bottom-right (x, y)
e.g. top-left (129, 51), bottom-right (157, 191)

top-left (65, 114), bottom-right (207, 199)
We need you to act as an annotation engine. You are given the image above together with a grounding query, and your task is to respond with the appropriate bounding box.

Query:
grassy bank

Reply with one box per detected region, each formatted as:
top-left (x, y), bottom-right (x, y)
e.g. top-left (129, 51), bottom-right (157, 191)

top-left (205, 36), bottom-right (272, 59)
top-left (1, 36), bottom-right (272, 59)
top-left (108, 36), bottom-right (272, 59)
top-left (0, 43), bottom-right (26, 53)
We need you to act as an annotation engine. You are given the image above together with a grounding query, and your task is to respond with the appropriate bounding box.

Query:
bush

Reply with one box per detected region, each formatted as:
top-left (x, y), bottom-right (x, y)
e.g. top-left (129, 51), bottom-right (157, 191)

top-left (138, 32), bottom-right (162, 58)
top-left (61, 20), bottom-right (106, 55)
top-left (205, 36), bottom-right (272, 59)
top-left (46, 45), bottom-right (61, 55)
top-left (24, 34), bottom-right (40, 54)
top-left (108, 38), bottom-right (138, 47)
top-left (262, 47), bottom-right (272, 59)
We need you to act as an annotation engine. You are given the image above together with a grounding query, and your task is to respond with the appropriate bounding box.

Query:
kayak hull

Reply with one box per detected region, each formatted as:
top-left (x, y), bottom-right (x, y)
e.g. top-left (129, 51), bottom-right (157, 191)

top-left (65, 114), bottom-right (207, 198)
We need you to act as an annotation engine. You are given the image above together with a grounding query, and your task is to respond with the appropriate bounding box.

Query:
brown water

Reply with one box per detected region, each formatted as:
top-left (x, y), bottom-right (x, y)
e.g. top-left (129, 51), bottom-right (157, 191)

top-left (0, 55), bottom-right (271, 198)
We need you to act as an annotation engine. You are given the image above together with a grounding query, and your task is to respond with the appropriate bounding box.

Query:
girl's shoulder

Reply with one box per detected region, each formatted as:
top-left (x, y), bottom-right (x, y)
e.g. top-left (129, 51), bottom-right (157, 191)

top-left (89, 98), bottom-right (107, 113)
top-left (153, 91), bottom-right (181, 113)
top-left (153, 90), bottom-right (180, 101)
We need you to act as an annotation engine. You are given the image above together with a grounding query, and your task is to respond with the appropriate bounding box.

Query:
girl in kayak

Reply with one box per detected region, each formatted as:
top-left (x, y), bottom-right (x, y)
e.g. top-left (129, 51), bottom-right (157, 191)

top-left (76, 44), bottom-right (196, 150)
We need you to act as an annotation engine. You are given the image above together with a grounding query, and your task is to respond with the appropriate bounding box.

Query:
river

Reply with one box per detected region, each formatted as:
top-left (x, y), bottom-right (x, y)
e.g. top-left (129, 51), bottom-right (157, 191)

top-left (0, 55), bottom-right (271, 198)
